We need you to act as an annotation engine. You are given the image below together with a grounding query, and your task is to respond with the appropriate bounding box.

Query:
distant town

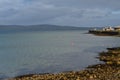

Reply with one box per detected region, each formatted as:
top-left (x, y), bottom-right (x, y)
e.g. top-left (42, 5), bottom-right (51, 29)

top-left (89, 26), bottom-right (120, 36)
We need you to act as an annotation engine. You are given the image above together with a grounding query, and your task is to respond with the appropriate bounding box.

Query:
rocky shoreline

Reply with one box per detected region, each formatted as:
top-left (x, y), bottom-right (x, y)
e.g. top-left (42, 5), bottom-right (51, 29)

top-left (7, 47), bottom-right (120, 80)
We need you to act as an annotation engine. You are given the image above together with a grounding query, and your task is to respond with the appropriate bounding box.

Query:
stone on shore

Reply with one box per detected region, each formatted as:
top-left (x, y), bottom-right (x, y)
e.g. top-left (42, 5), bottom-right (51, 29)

top-left (8, 47), bottom-right (120, 80)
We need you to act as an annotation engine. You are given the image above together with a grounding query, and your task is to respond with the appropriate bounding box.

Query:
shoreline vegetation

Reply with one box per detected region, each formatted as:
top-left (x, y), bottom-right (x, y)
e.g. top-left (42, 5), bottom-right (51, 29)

top-left (8, 47), bottom-right (120, 80)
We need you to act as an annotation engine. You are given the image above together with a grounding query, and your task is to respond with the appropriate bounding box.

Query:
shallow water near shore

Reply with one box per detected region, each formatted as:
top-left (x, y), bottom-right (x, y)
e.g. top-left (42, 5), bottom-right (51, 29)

top-left (0, 29), bottom-right (120, 78)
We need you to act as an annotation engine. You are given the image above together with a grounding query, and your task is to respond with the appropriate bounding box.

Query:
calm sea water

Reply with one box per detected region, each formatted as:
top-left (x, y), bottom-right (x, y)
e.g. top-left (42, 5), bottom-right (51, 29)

top-left (0, 29), bottom-right (120, 78)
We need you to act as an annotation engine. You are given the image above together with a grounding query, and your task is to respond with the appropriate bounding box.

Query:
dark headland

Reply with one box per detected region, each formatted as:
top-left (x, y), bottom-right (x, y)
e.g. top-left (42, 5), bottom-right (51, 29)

top-left (6, 26), bottom-right (120, 80)
top-left (89, 26), bottom-right (120, 36)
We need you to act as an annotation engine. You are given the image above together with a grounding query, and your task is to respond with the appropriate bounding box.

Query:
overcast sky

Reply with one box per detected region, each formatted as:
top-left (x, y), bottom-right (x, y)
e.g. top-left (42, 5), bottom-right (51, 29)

top-left (0, 0), bottom-right (120, 27)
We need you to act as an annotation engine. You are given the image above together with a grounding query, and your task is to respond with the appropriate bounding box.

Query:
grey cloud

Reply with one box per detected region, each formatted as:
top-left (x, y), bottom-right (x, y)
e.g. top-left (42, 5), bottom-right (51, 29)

top-left (0, 0), bottom-right (120, 26)
top-left (0, 8), bottom-right (17, 18)
top-left (41, 0), bottom-right (120, 10)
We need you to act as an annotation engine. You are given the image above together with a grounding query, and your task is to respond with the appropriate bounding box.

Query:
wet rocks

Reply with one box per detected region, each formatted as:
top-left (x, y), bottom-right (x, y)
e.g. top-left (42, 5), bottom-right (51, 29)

top-left (99, 47), bottom-right (120, 65)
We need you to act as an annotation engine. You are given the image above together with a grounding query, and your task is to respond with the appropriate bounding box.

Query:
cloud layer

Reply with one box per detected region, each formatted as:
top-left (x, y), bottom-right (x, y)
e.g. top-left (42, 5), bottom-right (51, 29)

top-left (0, 0), bottom-right (120, 27)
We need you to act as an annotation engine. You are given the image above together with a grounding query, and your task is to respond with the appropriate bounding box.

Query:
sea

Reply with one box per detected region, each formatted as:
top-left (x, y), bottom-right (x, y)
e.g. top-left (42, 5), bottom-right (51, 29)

top-left (0, 26), bottom-right (120, 79)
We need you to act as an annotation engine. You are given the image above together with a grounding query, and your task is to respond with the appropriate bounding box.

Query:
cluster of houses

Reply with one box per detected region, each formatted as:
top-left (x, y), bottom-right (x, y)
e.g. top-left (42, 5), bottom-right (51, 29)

top-left (102, 26), bottom-right (120, 31)
top-left (89, 26), bottom-right (120, 35)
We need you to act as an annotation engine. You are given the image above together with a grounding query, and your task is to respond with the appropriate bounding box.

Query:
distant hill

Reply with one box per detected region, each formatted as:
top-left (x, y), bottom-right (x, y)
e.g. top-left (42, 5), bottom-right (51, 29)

top-left (0, 24), bottom-right (91, 33)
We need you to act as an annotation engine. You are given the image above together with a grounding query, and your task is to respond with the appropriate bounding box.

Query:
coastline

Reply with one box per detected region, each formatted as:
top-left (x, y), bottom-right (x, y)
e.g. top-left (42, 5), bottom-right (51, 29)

top-left (6, 30), bottom-right (120, 80)
top-left (7, 47), bottom-right (120, 80)
top-left (88, 28), bottom-right (120, 37)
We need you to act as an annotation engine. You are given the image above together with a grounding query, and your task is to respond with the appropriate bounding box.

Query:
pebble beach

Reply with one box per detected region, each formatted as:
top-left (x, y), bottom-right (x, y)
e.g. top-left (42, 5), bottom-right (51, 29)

top-left (7, 47), bottom-right (120, 80)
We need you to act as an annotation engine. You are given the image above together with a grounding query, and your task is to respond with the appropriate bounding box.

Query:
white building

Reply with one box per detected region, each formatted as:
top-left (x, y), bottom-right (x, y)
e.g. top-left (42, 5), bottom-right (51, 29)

top-left (102, 27), bottom-right (114, 31)
top-left (114, 26), bottom-right (120, 31)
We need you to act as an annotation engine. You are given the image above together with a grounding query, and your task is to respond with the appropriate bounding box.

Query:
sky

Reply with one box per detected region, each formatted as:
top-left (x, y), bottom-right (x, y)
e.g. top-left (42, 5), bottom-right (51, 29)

top-left (0, 0), bottom-right (120, 27)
